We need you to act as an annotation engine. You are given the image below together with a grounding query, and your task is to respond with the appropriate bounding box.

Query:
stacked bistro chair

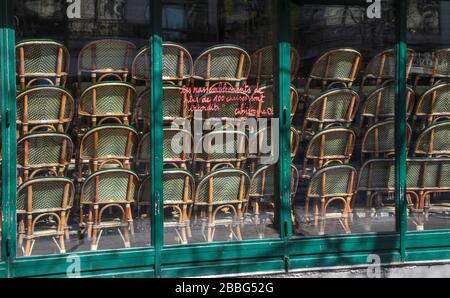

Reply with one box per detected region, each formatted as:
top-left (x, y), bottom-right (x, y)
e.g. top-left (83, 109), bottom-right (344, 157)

top-left (135, 132), bottom-right (151, 177)
top-left (249, 45), bottom-right (300, 87)
top-left (78, 125), bottom-right (138, 178)
top-left (248, 85), bottom-right (298, 120)
top-left (301, 126), bottom-right (355, 179)
top-left (16, 39), bottom-right (70, 90)
top-left (163, 85), bottom-right (191, 123)
top-left (195, 168), bottom-right (250, 242)
top-left (360, 48), bottom-right (415, 97)
top-left (414, 48), bottom-right (450, 96)
top-left (163, 127), bottom-right (193, 169)
top-left (304, 164), bottom-right (357, 235)
top-left (301, 88), bottom-right (359, 139)
top-left (162, 42), bottom-right (194, 86)
top-left (290, 164), bottom-right (300, 229)
top-left (361, 120), bottom-right (412, 161)
top-left (358, 84), bottom-right (415, 134)
top-left (79, 168), bottom-right (139, 251)
top-left (77, 39), bottom-right (136, 87)
top-left (16, 85), bottom-right (75, 137)
top-left (133, 89), bottom-right (151, 135)
top-left (131, 47), bottom-right (150, 89)
top-left (414, 83), bottom-right (450, 131)
top-left (17, 132), bottom-right (74, 183)
top-left (17, 176), bottom-right (74, 256)
top-left (193, 128), bottom-right (248, 176)
top-left (300, 48), bottom-right (361, 102)
top-left (193, 45), bottom-right (251, 88)
top-left (414, 121), bottom-right (450, 157)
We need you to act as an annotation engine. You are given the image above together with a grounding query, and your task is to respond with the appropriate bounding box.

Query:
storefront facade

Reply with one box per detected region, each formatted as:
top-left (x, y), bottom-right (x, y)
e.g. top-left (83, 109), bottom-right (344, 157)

top-left (0, 0), bottom-right (450, 278)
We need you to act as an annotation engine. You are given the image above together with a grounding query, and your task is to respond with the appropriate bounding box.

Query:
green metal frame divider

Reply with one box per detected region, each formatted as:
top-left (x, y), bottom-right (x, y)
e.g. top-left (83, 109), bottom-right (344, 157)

top-left (0, 0), bottom-right (449, 278)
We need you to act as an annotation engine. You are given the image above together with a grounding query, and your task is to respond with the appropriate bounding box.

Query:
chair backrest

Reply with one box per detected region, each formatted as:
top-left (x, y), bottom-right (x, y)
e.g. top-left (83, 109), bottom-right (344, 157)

top-left (163, 127), bottom-right (193, 167)
top-left (162, 168), bottom-right (195, 204)
top-left (248, 125), bottom-right (278, 165)
top-left (16, 39), bottom-right (70, 89)
top-left (194, 129), bottom-right (248, 171)
top-left (193, 45), bottom-right (251, 87)
top-left (249, 45), bottom-right (299, 85)
top-left (360, 84), bottom-right (414, 130)
top-left (17, 132), bottom-right (73, 179)
top-left (17, 176), bottom-right (74, 214)
top-left (431, 48), bottom-right (450, 81)
top-left (78, 39), bottom-right (136, 82)
top-left (79, 82), bottom-right (136, 126)
top-left (290, 126), bottom-right (300, 160)
top-left (415, 83), bottom-right (450, 127)
top-left (406, 158), bottom-right (450, 191)
top-left (134, 89), bottom-right (151, 134)
top-left (163, 85), bottom-right (190, 121)
top-left (306, 48), bottom-right (361, 91)
top-left (195, 168), bottom-right (250, 204)
top-left (80, 168), bottom-right (138, 204)
top-left (131, 47), bottom-right (150, 85)
top-left (307, 164), bottom-right (357, 198)
top-left (250, 164), bottom-right (275, 198)
top-left (163, 42), bottom-right (193, 85)
top-left (303, 88), bottom-right (359, 134)
top-left (362, 120), bottom-right (412, 158)
top-left (248, 85), bottom-right (298, 119)
top-left (291, 164), bottom-right (300, 199)
top-left (197, 89), bottom-right (249, 120)
top-left (16, 85), bottom-right (74, 136)
top-left (79, 125), bottom-right (138, 170)
top-left (305, 127), bottom-right (355, 165)
top-left (414, 121), bottom-right (450, 157)
top-left (357, 158), bottom-right (395, 192)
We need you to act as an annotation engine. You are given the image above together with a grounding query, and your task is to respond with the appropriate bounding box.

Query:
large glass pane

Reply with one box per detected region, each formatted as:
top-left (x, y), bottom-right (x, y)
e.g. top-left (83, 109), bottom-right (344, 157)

top-left (290, 0), bottom-right (397, 236)
top-left (13, 0), bottom-right (151, 256)
top-left (161, 0), bottom-right (280, 245)
top-left (407, 0), bottom-right (450, 231)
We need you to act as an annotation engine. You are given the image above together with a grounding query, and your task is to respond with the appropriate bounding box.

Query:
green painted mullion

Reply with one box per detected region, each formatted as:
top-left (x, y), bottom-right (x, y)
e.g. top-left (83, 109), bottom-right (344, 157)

top-left (395, 0), bottom-right (408, 261)
top-left (149, 0), bottom-right (163, 278)
top-left (273, 0), bottom-right (292, 270)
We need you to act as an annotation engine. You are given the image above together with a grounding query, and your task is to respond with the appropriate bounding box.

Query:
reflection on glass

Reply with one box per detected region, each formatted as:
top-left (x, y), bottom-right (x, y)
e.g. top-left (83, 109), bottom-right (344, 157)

top-left (290, 0), bottom-right (397, 236)
top-left (407, 0), bottom-right (450, 231)
top-left (14, 0), bottom-right (151, 256)
top-left (162, 0), bottom-right (281, 245)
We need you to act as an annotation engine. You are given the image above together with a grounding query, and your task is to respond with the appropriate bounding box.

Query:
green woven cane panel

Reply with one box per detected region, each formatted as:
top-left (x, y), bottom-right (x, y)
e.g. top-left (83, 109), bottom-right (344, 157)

top-left (195, 48), bottom-right (250, 79)
top-left (309, 168), bottom-right (353, 196)
top-left (17, 44), bottom-right (66, 74)
top-left (308, 91), bottom-right (353, 120)
top-left (199, 133), bottom-right (245, 160)
top-left (163, 46), bottom-right (192, 78)
top-left (80, 41), bottom-right (134, 70)
top-left (82, 129), bottom-right (134, 159)
top-left (163, 88), bottom-right (184, 118)
top-left (135, 91), bottom-right (150, 121)
top-left (82, 172), bottom-right (136, 203)
top-left (81, 85), bottom-right (130, 115)
top-left (251, 167), bottom-right (275, 196)
top-left (250, 47), bottom-right (273, 78)
top-left (163, 130), bottom-right (190, 160)
top-left (18, 136), bottom-right (69, 166)
top-left (139, 177), bottom-right (151, 203)
top-left (138, 133), bottom-right (151, 160)
top-left (417, 125), bottom-right (450, 153)
top-left (364, 123), bottom-right (395, 153)
top-left (308, 131), bottom-right (352, 157)
top-left (312, 52), bottom-right (357, 79)
top-left (435, 51), bottom-right (450, 76)
top-left (365, 86), bottom-right (395, 116)
top-left (206, 92), bottom-right (247, 118)
top-left (420, 86), bottom-right (450, 114)
top-left (196, 173), bottom-right (248, 203)
top-left (366, 52), bottom-right (395, 78)
top-left (163, 174), bottom-right (192, 203)
top-left (17, 180), bottom-right (68, 212)
top-left (359, 161), bottom-right (395, 189)
top-left (134, 49), bottom-right (150, 81)
top-left (17, 89), bottom-right (71, 123)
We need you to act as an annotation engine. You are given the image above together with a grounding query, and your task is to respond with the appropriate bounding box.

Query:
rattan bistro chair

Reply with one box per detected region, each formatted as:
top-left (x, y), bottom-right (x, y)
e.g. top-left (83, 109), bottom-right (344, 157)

top-left (133, 89), bottom-right (151, 135)
top-left (414, 121), bottom-right (450, 157)
top-left (79, 168), bottom-right (138, 251)
top-left (198, 89), bottom-right (249, 123)
top-left (17, 176), bottom-right (74, 256)
top-left (290, 164), bottom-right (300, 228)
top-left (361, 120), bottom-right (412, 161)
top-left (302, 127), bottom-right (355, 179)
top-left (78, 125), bottom-right (138, 177)
top-left (360, 48), bottom-right (415, 96)
top-left (249, 45), bottom-right (299, 86)
top-left (290, 126), bottom-right (301, 161)
top-left (78, 82), bottom-right (136, 129)
top-left (248, 85), bottom-right (298, 120)
top-left (359, 84), bottom-right (414, 134)
top-left (135, 132), bottom-right (151, 177)
top-left (301, 88), bottom-right (359, 138)
top-left (414, 83), bottom-right (450, 130)
top-left (193, 129), bottom-right (248, 176)
top-left (194, 168), bottom-right (250, 242)
top-left (16, 39), bottom-right (70, 90)
top-left (163, 127), bottom-right (193, 169)
top-left (17, 132), bottom-right (74, 183)
top-left (414, 48), bottom-right (450, 93)
top-left (301, 48), bottom-right (361, 100)
top-left (131, 47), bottom-right (150, 86)
top-left (163, 42), bottom-right (194, 86)
top-left (304, 164), bottom-right (357, 235)
top-left (16, 85), bottom-right (74, 137)
top-left (77, 39), bottom-right (136, 85)
top-left (163, 85), bottom-right (190, 123)
top-left (193, 45), bottom-right (251, 88)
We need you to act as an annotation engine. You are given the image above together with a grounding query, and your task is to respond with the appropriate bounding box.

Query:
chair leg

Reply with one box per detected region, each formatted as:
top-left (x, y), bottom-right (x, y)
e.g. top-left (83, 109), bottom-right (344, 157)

top-left (207, 206), bottom-right (214, 243)
top-left (59, 234), bottom-right (66, 254)
top-left (123, 225), bottom-right (131, 248)
top-left (319, 199), bottom-right (326, 235)
top-left (90, 226), bottom-right (99, 251)
top-left (25, 239), bottom-right (33, 257)
top-left (18, 218), bottom-right (25, 248)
